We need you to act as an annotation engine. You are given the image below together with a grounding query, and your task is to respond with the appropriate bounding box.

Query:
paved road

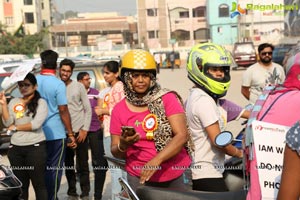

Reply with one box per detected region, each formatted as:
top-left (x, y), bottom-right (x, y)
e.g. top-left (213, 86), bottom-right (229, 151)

top-left (1, 67), bottom-right (249, 199)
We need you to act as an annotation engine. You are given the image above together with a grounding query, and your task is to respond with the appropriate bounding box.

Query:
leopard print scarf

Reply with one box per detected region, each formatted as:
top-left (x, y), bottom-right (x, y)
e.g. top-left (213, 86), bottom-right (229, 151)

top-left (123, 71), bottom-right (194, 155)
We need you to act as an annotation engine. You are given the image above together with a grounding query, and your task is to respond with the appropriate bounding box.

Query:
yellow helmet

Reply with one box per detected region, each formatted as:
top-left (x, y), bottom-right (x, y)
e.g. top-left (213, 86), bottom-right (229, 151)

top-left (120, 49), bottom-right (157, 77)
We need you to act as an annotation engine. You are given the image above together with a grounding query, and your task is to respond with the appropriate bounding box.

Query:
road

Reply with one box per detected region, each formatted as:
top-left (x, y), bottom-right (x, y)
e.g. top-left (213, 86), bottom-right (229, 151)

top-left (0, 66), bottom-right (249, 199)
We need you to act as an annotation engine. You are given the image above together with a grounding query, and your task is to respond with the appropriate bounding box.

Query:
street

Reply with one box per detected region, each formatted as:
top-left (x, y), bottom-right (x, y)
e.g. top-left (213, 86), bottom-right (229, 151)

top-left (0, 66), bottom-right (249, 199)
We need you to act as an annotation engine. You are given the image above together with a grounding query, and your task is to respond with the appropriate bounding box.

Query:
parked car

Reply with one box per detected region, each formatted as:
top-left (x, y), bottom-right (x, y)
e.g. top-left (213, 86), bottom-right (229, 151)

top-left (0, 59), bottom-right (108, 149)
top-left (0, 72), bottom-right (13, 149)
top-left (272, 44), bottom-right (295, 66)
top-left (232, 42), bottom-right (257, 70)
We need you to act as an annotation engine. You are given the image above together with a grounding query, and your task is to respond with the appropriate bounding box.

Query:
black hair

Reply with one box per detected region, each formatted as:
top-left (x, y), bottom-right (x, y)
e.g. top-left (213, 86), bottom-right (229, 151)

top-left (77, 72), bottom-right (89, 81)
top-left (40, 50), bottom-right (59, 69)
top-left (59, 58), bottom-right (75, 70)
top-left (103, 60), bottom-right (121, 81)
top-left (258, 43), bottom-right (274, 53)
top-left (22, 73), bottom-right (41, 118)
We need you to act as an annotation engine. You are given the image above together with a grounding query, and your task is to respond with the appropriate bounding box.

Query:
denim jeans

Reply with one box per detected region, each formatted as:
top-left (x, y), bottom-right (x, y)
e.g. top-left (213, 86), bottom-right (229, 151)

top-left (8, 142), bottom-right (47, 200)
top-left (104, 136), bottom-right (127, 200)
top-left (87, 129), bottom-right (108, 199)
top-left (65, 134), bottom-right (90, 196)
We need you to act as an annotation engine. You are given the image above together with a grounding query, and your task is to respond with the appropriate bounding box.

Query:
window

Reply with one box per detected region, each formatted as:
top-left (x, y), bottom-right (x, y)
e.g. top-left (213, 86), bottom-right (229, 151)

top-left (42, 20), bottom-right (47, 27)
top-left (24, 0), bottom-right (32, 5)
top-left (219, 4), bottom-right (229, 17)
top-left (148, 30), bottom-right (159, 39)
top-left (148, 31), bottom-right (155, 39)
top-left (5, 17), bottom-right (13, 25)
top-left (194, 29), bottom-right (209, 40)
top-left (179, 11), bottom-right (189, 18)
top-left (172, 30), bottom-right (190, 40)
top-left (41, 2), bottom-right (44, 9)
top-left (24, 12), bottom-right (34, 23)
top-left (147, 9), bottom-right (157, 16)
top-left (193, 6), bottom-right (206, 17)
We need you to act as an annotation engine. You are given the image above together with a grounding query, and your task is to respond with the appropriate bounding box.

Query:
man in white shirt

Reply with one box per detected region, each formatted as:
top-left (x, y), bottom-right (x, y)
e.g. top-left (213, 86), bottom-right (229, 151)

top-left (241, 43), bottom-right (286, 104)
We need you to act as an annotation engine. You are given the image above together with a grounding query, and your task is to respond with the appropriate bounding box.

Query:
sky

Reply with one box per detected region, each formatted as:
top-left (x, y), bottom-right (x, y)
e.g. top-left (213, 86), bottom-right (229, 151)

top-left (54, 0), bottom-right (137, 16)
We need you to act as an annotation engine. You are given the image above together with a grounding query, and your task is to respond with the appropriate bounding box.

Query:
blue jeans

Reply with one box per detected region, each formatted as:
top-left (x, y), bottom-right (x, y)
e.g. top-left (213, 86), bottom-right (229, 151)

top-left (104, 136), bottom-right (127, 200)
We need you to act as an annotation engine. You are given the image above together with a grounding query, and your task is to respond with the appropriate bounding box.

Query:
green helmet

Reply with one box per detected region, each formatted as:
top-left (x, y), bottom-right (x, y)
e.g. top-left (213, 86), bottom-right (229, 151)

top-left (187, 43), bottom-right (232, 98)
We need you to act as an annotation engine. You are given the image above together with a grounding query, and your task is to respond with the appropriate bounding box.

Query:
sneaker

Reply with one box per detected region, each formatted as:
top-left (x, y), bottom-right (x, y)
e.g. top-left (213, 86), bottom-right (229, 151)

top-left (80, 196), bottom-right (89, 200)
top-left (67, 196), bottom-right (79, 200)
top-left (79, 194), bottom-right (89, 199)
top-left (67, 191), bottom-right (79, 197)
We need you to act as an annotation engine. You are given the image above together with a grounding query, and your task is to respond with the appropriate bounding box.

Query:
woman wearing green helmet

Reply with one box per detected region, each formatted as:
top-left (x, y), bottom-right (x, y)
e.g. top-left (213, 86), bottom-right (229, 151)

top-left (185, 43), bottom-right (250, 192)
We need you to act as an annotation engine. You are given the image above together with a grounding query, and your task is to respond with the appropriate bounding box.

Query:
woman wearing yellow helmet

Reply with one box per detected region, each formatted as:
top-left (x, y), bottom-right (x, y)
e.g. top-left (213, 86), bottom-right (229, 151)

top-left (185, 43), bottom-right (250, 192)
top-left (110, 49), bottom-right (194, 192)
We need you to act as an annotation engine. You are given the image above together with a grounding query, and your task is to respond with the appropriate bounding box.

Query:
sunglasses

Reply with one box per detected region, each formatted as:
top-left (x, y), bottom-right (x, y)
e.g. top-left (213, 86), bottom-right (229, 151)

top-left (261, 51), bottom-right (273, 56)
top-left (18, 83), bottom-right (32, 88)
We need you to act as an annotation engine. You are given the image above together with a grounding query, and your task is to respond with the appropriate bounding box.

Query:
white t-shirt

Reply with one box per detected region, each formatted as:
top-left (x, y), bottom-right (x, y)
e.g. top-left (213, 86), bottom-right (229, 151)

top-left (185, 88), bottom-right (227, 179)
top-left (242, 62), bottom-right (285, 104)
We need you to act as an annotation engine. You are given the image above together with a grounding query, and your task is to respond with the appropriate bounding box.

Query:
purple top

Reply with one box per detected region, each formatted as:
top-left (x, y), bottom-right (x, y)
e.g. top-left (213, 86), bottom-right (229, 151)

top-left (219, 99), bottom-right (244, 122)
top-left (87, 87), bottom-right (101, 132)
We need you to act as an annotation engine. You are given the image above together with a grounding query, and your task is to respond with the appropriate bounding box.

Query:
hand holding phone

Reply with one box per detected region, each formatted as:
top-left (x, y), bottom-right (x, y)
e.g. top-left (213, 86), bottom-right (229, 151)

top-left (121, 126), bottom-right (136, 137)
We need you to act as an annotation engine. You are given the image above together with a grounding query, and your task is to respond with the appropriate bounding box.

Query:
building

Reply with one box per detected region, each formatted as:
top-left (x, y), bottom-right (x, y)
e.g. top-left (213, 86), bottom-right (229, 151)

top-left (236, 0), bottom-right (285, 45)
top-left (136, 0), bottom-right (209, 49)
top-left (50, 12), bottom-right (138, 50)
top-left (0, 0), bottom-right (53, 35)
top-left (207, 0), bottom-right (238, 45)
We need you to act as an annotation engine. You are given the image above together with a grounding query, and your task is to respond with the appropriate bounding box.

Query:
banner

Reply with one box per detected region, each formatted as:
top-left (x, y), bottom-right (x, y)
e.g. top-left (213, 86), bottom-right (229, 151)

top-left (252, 120), bottom-right (290, 199)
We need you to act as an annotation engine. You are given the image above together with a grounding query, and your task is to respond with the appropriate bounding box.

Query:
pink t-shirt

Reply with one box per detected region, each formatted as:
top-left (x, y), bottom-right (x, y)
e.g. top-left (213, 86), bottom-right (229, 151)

top-left (247, 90), bottom-right (300, 200)
top-left (110, 92), bottom-right (191, 182)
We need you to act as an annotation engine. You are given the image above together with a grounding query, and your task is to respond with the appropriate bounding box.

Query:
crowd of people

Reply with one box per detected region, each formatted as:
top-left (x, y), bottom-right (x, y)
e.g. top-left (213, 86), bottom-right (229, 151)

top-left (0, 41), bottom-right (299, 200)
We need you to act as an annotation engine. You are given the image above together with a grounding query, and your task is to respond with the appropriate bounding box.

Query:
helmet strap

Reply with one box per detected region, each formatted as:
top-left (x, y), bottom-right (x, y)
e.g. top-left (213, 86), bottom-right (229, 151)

top-left (189, 76), bottom-right (225, 100)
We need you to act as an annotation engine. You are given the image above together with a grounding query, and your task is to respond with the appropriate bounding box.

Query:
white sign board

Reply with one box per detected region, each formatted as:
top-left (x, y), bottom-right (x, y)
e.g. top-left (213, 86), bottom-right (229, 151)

top-left (252, 120), bottom-right (290, 199)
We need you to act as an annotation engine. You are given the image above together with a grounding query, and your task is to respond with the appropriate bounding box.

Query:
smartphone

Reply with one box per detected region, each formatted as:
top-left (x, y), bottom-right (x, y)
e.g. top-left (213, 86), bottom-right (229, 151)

top-left (121, 126), bottom-right (136, 137)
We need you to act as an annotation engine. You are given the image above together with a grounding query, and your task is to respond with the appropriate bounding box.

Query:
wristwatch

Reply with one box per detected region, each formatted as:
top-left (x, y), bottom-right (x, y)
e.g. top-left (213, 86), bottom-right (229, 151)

top-left (12, 125), bottom-right (17, 132)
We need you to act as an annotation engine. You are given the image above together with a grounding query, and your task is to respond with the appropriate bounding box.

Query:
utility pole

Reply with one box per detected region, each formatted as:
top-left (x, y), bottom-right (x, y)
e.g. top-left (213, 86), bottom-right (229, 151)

top-left (167, 4), bottom-right (174, 50)
top-left (62, 0), bottom-right (68, 57)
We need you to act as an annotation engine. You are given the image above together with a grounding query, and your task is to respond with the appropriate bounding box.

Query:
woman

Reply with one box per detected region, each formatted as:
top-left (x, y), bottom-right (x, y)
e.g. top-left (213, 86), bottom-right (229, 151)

top-left (95, 60), bottom-right (125, 200)
top-left (246, 48), bottom-right (300, 199)
top-left (0, 73), bottom-right (48, 200)
top-left (277, 121), bottom-right (300, 200)
top-left (110, 49), bottom-right (193, 192)
top-left (185, 43), bottom-right (249, 192)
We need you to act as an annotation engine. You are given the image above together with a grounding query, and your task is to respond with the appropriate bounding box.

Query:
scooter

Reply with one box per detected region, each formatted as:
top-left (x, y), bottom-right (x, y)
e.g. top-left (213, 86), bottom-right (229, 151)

top-left (0, 155), bottom-right (22, 200)
top-left (105, 130), bottom-right (248, 200)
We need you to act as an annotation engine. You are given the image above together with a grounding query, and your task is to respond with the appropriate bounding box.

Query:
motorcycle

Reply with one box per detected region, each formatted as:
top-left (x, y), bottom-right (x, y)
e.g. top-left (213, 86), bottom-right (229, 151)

top-left (0, 155), bottom-right (22, 200)
top-left (105, 129), bottom-right (248, 200)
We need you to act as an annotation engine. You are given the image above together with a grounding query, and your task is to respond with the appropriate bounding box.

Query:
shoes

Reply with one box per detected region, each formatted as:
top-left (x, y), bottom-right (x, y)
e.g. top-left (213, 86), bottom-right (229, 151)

top-left (67, 196), bottom-right (78, 200)
top-left (80, 193), bottom-right (89, 200)
top-left (67, 191), bottom-right (79, 197)
top-left (80, 196), bottom-right (89, 200)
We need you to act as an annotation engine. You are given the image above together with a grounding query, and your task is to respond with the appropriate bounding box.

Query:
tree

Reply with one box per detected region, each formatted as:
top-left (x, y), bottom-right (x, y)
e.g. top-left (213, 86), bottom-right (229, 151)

top-left (0, 27), bottom-right (47, 55)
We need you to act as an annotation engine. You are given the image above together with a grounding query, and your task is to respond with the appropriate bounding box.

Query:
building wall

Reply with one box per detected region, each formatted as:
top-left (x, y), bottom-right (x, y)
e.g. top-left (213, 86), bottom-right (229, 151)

top-left (207, 0), bottom-right (238, 45)
top-left (236, 0), bottom-right (285, 45)
top-left (0, 0), bottom-right (50, 35)
top-left (137, 0), bottom-right (208, 49)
